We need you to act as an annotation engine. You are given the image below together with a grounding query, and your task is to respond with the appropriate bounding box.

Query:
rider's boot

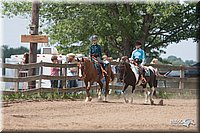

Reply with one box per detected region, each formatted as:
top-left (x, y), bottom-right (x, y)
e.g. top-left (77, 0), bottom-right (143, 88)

top-left (138, 66), bottom-right (146, 84)
top-left (100, 63), bottom-right (107, 76)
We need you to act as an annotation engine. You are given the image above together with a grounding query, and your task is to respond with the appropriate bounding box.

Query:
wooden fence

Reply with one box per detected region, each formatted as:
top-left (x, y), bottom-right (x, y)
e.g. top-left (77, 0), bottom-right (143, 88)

top-left (0, 61), bottom-right (199, 96)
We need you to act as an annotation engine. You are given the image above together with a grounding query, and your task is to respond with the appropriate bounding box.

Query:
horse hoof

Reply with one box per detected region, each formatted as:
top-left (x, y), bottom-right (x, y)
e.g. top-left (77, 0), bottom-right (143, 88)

top-left (85, 98), bottom-right (89, 102)
top-left (150, 100), bottom-right (154, 105)
top-left (104, 97), bottom-right (107, 102)
top-left (158, 99), bottom-right (163, 105)
top-left (143, 101), bottom-right (149, 105)
top-left (98, 96), bottom-right (102, 101)
top-left (125, 100), bottom-right (129, 103)
top-left (85, 97), bottom-right (92, 102)
top-left (89, 97), bottom-right (92, 101)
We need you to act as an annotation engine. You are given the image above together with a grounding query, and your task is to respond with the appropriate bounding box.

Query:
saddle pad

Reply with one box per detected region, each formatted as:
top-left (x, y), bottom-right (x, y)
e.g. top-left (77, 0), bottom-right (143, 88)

top-left (130, 64), bottom-right (139, 75)
top-left (103, 60), bottom-right (110, 68)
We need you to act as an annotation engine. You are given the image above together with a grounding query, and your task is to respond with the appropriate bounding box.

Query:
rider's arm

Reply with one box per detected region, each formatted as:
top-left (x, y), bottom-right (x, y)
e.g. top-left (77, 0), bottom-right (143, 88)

top-left (89, 45), bottom-right (92, 57)
top-left (141, 50), bottom-right (145, 65)
top-left (98, 45), bottom-right (102, 59)
top-left (131, 49), bottom-right (136, 59)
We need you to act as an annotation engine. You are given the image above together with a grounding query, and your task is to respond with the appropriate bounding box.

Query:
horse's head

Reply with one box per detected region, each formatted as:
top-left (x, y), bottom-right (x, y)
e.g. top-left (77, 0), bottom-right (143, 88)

top-left (77, 57), bottom-right (91, 78)
top-left (117, 56), bottom-right (131, 82)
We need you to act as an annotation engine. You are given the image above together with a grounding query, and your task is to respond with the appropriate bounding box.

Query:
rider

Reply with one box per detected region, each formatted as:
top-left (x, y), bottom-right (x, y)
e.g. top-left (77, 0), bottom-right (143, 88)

top-left (89, 35), bottom-right (107, 76)
top-left (131, 41), bottom-right (146, 84)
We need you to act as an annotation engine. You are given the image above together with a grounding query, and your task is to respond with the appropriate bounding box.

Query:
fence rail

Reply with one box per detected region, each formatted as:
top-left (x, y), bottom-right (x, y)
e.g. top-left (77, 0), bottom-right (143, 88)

top-left (0, 61), bottom-right (199, 96)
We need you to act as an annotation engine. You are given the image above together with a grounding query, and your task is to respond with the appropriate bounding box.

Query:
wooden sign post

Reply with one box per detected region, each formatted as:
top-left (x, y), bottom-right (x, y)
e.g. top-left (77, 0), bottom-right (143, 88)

top-left (20, 0), bottom-right (42, 89)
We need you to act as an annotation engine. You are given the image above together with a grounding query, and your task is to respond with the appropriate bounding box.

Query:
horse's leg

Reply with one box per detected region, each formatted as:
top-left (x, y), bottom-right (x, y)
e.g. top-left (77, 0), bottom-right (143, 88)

top-left (130, 85), bottom-right (136, 104)
top-left (104, 76), bottom-right (110, 101)
top-left (85, 81), bottom-right (92, 102)
top-left (142, 84), bottom-right (149, 104)
top-left (150, 86), bottom-right (155, 105)
top-left (122, 84), bottom-right (129, 103)
top-left (149, 73), bottom-right (157, 105)
top-left (97, 81), bottom-right (103, 101)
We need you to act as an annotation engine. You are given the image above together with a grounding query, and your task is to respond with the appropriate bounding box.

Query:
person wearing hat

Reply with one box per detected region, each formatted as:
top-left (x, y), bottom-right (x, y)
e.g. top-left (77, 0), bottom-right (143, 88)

top-left (89, 35), bottom-right (107, 76)
top-left (66, 53), bottom-right (78, 88)
top-left (131, 41), bottom-right (145, 65)
top-left (131, 41), bottom-right (146, 84)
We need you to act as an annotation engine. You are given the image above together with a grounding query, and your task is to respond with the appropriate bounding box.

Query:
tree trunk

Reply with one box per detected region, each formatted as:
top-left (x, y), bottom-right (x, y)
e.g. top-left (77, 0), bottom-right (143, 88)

top-left (139, 14), bottom-right (153, 50)
top-left (123, 36), bottom-right (131, 57)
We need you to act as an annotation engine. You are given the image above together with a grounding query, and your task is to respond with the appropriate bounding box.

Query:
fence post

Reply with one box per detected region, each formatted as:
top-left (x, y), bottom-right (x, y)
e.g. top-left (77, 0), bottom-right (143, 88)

top-left (63, 64), bottom-right (67, 88)
top-left (38, 61), bottom-right (43, 88)
top-left (15, 68), bottom-right (19, 92)
top-left (179, 65), bottom-right (185, 90)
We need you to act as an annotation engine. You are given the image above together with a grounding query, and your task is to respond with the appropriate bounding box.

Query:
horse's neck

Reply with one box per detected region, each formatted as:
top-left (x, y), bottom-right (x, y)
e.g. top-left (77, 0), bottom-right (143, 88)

top-left (84, 61), bottom-right (97, 78)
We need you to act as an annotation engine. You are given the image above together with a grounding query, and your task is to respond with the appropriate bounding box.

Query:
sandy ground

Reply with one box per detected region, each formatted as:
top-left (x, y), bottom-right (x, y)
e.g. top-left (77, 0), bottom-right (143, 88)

top-left (2, 96), bottom-right (199, 132)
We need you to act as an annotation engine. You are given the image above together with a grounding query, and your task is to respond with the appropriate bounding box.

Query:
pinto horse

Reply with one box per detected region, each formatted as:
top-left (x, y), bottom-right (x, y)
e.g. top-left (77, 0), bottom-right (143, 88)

top-left (118, 56), bottom-right (162, 105)
top-left (77, 57), bottom-right (114, 102)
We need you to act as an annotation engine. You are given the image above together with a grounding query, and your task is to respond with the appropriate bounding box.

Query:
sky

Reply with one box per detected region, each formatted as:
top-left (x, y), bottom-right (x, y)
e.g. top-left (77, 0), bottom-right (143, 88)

top-left (0, 15), bottom-right (199, 62)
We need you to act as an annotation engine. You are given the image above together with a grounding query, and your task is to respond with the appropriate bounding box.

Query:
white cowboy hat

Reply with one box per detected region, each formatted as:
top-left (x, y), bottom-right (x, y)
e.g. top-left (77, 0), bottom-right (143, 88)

top-left (67, 53), bottom-right (75, 58)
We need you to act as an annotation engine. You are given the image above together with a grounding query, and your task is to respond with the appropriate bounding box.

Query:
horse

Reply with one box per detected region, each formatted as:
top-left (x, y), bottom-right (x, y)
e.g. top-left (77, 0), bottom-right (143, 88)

top-left (117, 56), bottom-right (163, 105)
top-left (77, 57), bottom-right (115, 102)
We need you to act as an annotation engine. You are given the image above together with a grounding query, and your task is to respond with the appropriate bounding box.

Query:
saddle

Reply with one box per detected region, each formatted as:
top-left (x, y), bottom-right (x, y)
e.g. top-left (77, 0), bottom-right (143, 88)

top-left (132, 62), bottom-right (147, 84)
top-left (92, 57), bottom-right (108, 77)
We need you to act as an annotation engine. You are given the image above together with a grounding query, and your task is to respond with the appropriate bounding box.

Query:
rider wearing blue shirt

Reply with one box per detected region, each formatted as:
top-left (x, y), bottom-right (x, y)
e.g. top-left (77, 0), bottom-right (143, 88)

top-left (131, 41), bottom-right (145, 65)
top-left (131, 41), bottom-right (146, 84)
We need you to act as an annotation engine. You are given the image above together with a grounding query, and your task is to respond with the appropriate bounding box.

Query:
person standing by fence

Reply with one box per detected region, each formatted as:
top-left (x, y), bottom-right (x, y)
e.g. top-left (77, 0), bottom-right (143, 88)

top-left (20, 52), bottom-right (29, 90)
top-left (50, 55), bottom-right (59, 88)
top-left (66, 53), bottom-right (78, 88)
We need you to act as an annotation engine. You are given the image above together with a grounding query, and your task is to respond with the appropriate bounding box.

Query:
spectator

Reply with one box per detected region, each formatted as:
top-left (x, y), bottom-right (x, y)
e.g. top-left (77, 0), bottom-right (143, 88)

top-left (66, 53), bottom-right (78, 88)
top-left (22, 52), bottom-right (29, 64)
top-left (150, 58), bottom-right (163, 76)
top-left (19, 52), bottom-right (29, 77)
top-left (50, 55), bottom-right (59, 88)
top-left (150, 58), bottom-right (166, 89)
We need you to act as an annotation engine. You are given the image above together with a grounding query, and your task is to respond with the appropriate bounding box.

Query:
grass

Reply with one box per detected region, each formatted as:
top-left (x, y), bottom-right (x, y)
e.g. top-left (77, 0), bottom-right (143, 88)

top-left (1, 89), bottom-right (197, 103)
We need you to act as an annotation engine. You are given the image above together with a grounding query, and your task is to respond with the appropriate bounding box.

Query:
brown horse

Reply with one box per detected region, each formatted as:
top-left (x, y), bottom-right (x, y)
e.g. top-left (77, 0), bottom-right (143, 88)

top-left (77, 57), bottom-right (114, 102)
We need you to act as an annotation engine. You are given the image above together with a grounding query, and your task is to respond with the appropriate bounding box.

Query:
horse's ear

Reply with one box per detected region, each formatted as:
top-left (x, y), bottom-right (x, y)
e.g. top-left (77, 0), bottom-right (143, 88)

top-left (77, 58), bottom-right (80, 62)
top-left (82, 57), bottom-right (84, 62)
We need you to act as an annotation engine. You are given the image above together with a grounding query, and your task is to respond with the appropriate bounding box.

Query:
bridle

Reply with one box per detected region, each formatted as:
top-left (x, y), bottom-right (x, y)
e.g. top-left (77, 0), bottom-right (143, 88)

top-left (118, 62), bottom-right (127, 82)
top-left (78, 58), bottom-right (90, 79)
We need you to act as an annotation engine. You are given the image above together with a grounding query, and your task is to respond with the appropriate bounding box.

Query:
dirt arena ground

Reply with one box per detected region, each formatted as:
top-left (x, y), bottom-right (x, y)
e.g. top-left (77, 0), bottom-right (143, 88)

top-left (2, 96), bottom-right (199, 132)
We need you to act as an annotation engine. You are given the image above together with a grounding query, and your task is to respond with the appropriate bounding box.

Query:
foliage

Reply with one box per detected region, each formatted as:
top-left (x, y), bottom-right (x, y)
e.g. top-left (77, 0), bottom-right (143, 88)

top-left (161, 55), bottom-right (197, 66)
top-left (1, 1), bottom-right (198, 59)
top-left (1, 45), bottom-right (29, 59)
top-left (1, 91), bottom-right (85, 101)
top-left (157, 90), bottom-right (173, 99)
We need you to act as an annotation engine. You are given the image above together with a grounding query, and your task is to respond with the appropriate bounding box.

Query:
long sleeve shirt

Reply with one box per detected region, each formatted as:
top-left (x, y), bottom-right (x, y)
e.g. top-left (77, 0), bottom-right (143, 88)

top-left (89, 44), bottom-right (102, 59)
top-left (131, 48), bottom-right (145, 65)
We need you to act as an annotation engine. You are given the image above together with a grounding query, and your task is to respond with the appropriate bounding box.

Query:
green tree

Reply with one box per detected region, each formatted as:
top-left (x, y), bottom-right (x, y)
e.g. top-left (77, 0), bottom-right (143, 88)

top-left (1, 45), bottom-right (29, 59)
top-left (1, 45), bottom-right (29, 75)
top-left (1, 1), bottom-right (198, 59)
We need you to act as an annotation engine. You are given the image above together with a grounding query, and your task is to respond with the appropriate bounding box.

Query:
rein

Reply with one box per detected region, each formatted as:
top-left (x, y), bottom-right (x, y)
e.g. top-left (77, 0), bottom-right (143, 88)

top-left (119, 63), bottom-right (126, 83)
